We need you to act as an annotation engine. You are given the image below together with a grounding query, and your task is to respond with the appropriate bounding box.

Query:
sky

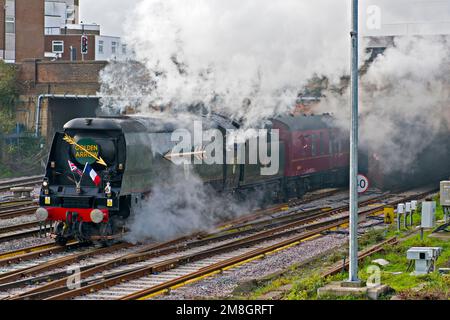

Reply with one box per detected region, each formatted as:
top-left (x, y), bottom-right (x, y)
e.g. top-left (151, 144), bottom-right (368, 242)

top-left (80, 0), bottom-right (450, 38)
top-left (79, 0), bottom-right (140, 37)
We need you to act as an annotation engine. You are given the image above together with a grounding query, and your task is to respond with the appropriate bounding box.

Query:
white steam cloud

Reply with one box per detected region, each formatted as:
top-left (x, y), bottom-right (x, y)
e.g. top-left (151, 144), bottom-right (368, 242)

top-left (100, 0), bottom-right (351, 127)
top-left (126, 168), bottom-right (260, 242)
top-left (318, 36), bottom-right (450, 174)
top-left (98, 2), bottom-right (450, 241)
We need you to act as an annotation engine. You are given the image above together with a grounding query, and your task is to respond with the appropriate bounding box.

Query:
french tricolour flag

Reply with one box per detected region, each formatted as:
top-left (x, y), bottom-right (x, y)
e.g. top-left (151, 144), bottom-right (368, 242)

top-left (83, 163), bottom-right (101, 186)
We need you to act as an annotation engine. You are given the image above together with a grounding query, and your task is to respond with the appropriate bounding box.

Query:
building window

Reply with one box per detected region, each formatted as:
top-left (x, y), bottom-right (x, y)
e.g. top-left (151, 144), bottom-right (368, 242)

top-left (111, 42), bottom-right (117, 54)
top-left (66, 6), bottom-right (75, 21)
top-left (98, 40), bottom-right (104, 54)
top-left (52, 41), bottom-right (64, 54)
top-left (122, 44), bottom-right (127, 55)
top-left (5, 16), bottom-right (15, 34)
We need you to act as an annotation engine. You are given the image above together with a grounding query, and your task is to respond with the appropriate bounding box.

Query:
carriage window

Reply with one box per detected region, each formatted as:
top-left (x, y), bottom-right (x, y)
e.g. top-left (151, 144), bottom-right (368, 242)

top-left (334, 135), bottom-right (339, 154)
top-left (298, 134), bottom-right (304, 156)
top-left (329, 136), bottom-right (334, 155)
top-left (320, 132), bottom-right (328, 155)
top-left (311, 134), bottom-right (317, 156)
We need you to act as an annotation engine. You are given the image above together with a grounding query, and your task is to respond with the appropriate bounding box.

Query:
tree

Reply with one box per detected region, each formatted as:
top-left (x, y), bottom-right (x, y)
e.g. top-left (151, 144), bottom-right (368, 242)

top-left (0, 61), bottom-right (18, 134)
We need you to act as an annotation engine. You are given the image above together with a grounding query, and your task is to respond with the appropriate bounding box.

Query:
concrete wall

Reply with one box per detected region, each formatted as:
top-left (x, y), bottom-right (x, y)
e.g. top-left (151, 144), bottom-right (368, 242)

top-left (15, 59), bottom-right (107, 138)
top-left (46, 97), bottom-right (99, 137)
top-left (17, 59), bottom-right (106, 86)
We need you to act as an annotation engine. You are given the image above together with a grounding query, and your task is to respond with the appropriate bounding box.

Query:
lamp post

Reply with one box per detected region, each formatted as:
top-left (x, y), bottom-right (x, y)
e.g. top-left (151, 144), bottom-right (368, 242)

top-left (347, 0), bottom-right (360, 285)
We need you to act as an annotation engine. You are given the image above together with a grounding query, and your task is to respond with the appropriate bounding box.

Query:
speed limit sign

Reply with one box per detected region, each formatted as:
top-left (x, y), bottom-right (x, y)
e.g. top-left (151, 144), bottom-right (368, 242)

top-left (357, 174), bottom-right (369, 194)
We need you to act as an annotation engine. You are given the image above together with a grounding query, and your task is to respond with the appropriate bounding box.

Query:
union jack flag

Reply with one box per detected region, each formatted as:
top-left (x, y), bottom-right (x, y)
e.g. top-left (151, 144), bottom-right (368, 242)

top-left (68, 160), bottom-right (83, 177)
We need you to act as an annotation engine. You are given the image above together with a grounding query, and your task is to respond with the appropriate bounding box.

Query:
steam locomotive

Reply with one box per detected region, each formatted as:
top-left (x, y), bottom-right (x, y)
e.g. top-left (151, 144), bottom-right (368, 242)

top-left (36, 114), bottom-right (350, 245)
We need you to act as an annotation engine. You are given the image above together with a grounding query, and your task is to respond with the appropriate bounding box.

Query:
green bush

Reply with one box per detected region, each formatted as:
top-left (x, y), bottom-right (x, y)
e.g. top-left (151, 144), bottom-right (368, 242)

top-left (1, 136), bottom-right (45, 177)
top-left (0, 61), bottom-right (17, 134)
top-left (287, 273), bottom-right (326, 300)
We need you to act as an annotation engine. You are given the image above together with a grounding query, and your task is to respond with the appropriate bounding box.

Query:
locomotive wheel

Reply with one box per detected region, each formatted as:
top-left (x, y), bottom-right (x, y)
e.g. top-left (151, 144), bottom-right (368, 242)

top-left (77, 222), bottom-right (93, 244)
top-left (99, 222), bottom-right (114, 247)
top-left (54, 222), bottom-right (68, 246)
top-left (296, 180), bottom-right (305, 198)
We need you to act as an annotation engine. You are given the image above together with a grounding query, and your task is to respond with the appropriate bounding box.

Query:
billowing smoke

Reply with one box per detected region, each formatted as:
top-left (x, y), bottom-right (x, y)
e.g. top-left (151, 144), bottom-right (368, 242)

top-left (125, 167), bottom-right (261, 242)
top-left (318, 36), bottom-right (450, 174)
top-left (98, 2), bottom-right (450, 241)
top-left (99, 1), bottom-right (351, 243)
top-left (100, 0), bottom-right (350, 127)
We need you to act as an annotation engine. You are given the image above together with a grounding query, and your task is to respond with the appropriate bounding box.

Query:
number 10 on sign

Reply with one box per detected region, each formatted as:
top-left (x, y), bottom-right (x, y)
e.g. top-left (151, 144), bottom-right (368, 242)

top-left (358, 174), bottom-right (369, 194)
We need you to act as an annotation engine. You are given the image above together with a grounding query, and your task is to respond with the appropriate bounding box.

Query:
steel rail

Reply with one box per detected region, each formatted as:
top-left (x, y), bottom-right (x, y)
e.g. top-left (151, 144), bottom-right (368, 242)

top-left (37, 205), bottom-right (344, 297)
top-left (32, 192), bottom-right (408, 301)
top-left (0, 221), bottom-right (41, 235)
top-left (3, 235), bottom-right (200, 299)
top-left (0, 200), bottom-right (34, 208)
top-left (0, 177), bottom-right (43, 192)
top-left (0, 192), bottom-right (355, 293)
top-left (0, 242), bottom-right (133, 286)
top-left (0, 241), bottom-right (80, 267)
top-left (0, 227), bottom-right (51, 242)
top-left (122, 227), bottom-right (362, 301)
top-left (6, 188), bottom-right (436, 300)
top-left (322, 237), bottom-right (399, 277)
top-left (0, 175), bottom-right (42, 187)
top-left (214, 188), bottom-right (343, 230)
top-left (78, 190), bottom-right (436, 300)
top-left (0, 206), bottom-right (38, 220)
top-left (44, 220), bottom-right (347, 301)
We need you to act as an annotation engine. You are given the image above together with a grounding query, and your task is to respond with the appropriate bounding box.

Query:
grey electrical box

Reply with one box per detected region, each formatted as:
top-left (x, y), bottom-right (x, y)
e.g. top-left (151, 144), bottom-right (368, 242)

top-left (407, 247), bottom-right (442, 275)
top-left (421, 201), bottom-right (436, 228)
top-left (440, 181), bottom-right (450, 207)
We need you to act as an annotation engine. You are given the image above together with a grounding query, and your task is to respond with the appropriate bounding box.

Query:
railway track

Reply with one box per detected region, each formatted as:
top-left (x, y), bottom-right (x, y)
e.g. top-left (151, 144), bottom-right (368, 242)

top-left (82, 189), bottom-right (437, 300)
top-left (0, 199), bottom-right (34, 208)
top-left (0, 242), bottom-right (73, 263)
top-left (215, 187), bottom-right (345, 229)
top-left (0, 206), bottom-right (38, 220)
top-left (0, 176), bottom-right (40, 222)
top-left (0, 242), bottom-right (138, 293)
top-left (0, 176), bottom-right (43, 193)
top-left (321, 237), bottom-right (399, 278)
top-left (0, 189), bottom-right (343, 256)
top-left (0, 187), bottom-right (434, 300)
top-left (0, 221), bottom-right (49, 242)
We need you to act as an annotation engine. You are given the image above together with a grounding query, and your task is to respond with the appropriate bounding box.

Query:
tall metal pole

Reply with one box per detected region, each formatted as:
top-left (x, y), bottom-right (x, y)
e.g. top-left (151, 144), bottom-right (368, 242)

top-left (348, 0), bottom-right (360, 284)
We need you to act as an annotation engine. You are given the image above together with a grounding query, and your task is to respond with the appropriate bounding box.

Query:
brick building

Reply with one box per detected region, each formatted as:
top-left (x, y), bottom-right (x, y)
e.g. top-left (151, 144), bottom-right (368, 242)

top-left (45, 0), bottom-right (79, 35)
top-left (0, 0), bottom-right (45, 62)
top-left (44, 27), bottom-right (125, 62)
top-left (45, 34), bottom-right (96, 61)
top-left (0, 0), bottom-right (122, 63)
top-left (0, 0), bottom-right (124, 141)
